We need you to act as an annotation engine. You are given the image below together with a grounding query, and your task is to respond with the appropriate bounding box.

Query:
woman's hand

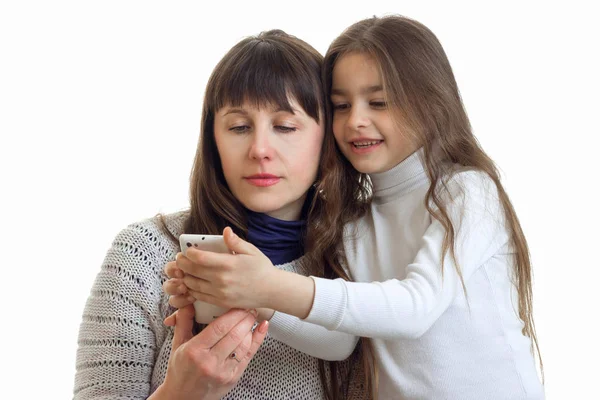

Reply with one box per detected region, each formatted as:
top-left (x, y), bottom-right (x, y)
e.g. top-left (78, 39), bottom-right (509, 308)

top-left (176, 227), bottom-right (277, 310)
top-left (150, 304), bottom-right (268, 400)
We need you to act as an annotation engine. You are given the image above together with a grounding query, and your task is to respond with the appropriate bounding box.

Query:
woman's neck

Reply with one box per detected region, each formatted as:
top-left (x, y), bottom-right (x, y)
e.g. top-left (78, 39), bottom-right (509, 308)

top-left (246, 210), bottom-right (306, 266)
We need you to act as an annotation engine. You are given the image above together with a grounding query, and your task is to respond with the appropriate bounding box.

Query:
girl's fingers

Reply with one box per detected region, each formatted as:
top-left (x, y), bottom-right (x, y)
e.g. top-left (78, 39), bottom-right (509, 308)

top-left (163, 278), bottom-right (188, 296)
top-left (223, 227), bottom-right (261, 256)
top-left (182, 247), bottom-right (234, 270)
top-left (164, 260), bottom-right (184, 279)
top-left (182, 275), bottom-right (213, 295)
top-left (169, 294), bottom-right (196, 309)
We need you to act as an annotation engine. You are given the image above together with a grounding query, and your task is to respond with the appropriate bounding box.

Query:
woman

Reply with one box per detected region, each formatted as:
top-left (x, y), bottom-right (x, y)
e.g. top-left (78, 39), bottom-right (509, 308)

top-left (73, 29), bottom-right (367, 399)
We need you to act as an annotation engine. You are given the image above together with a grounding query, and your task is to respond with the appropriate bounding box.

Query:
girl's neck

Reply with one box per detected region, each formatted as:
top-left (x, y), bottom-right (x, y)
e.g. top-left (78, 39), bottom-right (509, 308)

top-left (369, 148), bottom-right (429, 204)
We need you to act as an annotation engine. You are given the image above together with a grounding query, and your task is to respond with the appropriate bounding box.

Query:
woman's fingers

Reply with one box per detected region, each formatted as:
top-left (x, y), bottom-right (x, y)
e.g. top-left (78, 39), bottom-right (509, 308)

top-left (163, 312), bottom-right (176, 327)
top-left (188, 308), bottom-right (256, 350)
top-left (170, 304), bottom-right (196, 351)
top-left (236, 320), bottom-right (269, 369)
top-left (209, 309), bottom-right (258, 360)
top-left (226, 326), bottom-right (253, 367)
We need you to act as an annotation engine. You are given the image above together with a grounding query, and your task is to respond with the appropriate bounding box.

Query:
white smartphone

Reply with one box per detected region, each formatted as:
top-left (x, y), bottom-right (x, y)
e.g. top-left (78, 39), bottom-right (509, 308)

top-left (179, 234), bottom-right (230, 324)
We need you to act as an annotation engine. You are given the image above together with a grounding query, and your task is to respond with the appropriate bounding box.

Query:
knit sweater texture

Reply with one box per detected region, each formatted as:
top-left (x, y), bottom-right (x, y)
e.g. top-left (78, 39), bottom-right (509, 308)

top-left (73, 211), bottom-right (363, 399)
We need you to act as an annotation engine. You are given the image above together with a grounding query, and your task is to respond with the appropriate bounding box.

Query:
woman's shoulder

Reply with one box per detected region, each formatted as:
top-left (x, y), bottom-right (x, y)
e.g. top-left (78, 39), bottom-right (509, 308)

top-left (109, 210), bottom-right (190, 266)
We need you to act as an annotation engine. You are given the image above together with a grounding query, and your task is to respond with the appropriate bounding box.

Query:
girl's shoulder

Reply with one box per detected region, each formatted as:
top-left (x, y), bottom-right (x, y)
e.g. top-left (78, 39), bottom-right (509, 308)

top-left (439, 166), bottom-right (500, 203)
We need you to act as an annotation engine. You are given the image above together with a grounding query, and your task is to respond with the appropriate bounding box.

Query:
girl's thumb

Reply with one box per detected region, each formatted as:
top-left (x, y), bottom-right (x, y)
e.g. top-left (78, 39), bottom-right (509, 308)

top-left (223, 226), bottom-right (258, 255)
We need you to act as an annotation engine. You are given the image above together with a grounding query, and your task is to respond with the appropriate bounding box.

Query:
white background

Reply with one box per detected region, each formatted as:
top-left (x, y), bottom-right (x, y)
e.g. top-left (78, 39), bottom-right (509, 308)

top-left (1, 1), bottom-right (598, 398)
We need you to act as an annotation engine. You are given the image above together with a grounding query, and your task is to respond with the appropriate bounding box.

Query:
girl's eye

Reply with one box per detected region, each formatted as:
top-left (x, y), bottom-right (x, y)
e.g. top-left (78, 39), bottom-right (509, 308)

top-left (230, 125), bottom-right (250, 133)
top-left (275, 125), bottom-right (297, 133)
top-left (332, 103), bottom-right (350, 111)
top-left (370, 101), bottom-right (387, 109)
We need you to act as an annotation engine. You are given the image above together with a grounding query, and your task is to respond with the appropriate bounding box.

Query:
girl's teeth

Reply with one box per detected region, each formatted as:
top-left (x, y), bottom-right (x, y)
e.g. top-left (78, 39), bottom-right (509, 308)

top-left (353, 141), bottom-right (380, 148)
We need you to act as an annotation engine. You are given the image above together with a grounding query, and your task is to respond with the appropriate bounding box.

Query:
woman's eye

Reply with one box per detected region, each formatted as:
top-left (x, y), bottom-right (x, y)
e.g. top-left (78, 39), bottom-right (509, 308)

top-left (275, 125), bottom-right (297, 133)
top-left (332, 103), bottom-right (350, 111)
top-left (370, 101), bottom-right (387, 109)
top-left (229, 125), bottom-right (250, 133)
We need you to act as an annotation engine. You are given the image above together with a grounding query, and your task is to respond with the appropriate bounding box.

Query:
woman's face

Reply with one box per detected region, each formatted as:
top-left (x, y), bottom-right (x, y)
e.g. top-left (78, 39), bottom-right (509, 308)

top-left (214, 98), bottom-right (324, 221)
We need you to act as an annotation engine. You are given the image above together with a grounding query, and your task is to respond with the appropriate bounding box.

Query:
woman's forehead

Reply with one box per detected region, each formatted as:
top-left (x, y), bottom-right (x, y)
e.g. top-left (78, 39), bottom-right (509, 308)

top-left (216, 97), bottom-right (307, 116)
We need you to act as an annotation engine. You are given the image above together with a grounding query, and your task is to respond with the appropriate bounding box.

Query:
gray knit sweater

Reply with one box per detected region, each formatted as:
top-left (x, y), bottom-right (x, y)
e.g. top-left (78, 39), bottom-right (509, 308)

top-left (73, 211), bottom-right (364, 399)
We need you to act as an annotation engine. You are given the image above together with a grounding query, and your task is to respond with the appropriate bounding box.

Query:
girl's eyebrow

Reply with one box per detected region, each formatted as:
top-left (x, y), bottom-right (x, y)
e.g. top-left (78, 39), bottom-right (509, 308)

top-left (331, 85), bottom-right (383, 96)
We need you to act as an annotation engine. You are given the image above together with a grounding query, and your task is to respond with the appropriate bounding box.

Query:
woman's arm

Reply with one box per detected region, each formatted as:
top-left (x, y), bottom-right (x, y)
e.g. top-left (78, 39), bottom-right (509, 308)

top-left (74, 225), bottom-right (167, 399)
top-left (75, 222), bottom-right (267, 400)
top-left (149, 305), bottom-right (268, 400)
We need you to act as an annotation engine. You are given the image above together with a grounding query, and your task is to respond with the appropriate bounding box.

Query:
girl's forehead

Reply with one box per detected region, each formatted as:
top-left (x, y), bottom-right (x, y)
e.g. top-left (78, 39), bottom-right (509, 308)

top-left (331, 54), bottom-right (383, 93)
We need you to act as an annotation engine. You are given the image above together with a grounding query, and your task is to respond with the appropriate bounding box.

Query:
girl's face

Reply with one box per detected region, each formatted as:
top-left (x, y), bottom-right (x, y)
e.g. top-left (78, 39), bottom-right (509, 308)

top-left (330, 52), bottom-right (418, 174)
top-left (214, 99), bottom-right (324, 221)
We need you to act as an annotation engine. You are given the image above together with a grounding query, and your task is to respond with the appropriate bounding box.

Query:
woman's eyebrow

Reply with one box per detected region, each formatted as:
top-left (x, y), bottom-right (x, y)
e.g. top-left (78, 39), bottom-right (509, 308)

top-left (222, 108), bottom-right (248, 116)
top-left (274, 106), bottom-right (304, 116)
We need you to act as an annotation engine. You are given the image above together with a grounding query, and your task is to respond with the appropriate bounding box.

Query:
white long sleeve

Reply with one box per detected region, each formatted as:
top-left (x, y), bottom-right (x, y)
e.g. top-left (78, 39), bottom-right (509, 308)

top-left (269, 311), bottom-right (359, 360)
top-left (306, 170), bottom-right (508, 339)
top-left (270, 257), bottom-right (359, 360)
top-left (304, 150), bottom-right (544, 399)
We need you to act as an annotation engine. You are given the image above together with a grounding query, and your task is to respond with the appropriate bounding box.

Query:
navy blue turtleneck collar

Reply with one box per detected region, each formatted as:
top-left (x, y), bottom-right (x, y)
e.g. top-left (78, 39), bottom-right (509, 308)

top-left (246, 210), bottom-right (306, 265)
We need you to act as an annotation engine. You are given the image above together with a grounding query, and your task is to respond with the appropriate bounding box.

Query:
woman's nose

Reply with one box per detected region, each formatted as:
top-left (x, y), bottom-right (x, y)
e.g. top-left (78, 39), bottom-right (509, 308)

top-left (248, 130), bottom-right (274, 160)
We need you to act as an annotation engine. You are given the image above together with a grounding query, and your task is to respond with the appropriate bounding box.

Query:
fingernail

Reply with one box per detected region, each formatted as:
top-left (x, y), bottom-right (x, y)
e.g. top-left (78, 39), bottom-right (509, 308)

top-left (249, 309), bottom-right (258, 317)
top-left (174, 269), bottom-right (184, 279)
top-left (258, 320), bottom-right (269, 334)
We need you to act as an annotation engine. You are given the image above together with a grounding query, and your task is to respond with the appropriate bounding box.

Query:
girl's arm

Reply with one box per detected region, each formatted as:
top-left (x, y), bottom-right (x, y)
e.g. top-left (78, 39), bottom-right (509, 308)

top-left (301, 171), bottom-right (510, 339)
top-left (267, 310), bottom-right (359, 360)
top-left (165, 263), bottom-right (358, 361)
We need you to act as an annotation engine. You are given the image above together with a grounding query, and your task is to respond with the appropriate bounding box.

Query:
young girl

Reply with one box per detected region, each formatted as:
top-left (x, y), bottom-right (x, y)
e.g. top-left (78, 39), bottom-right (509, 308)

top-left (170, 15), bottom-right (544, 399)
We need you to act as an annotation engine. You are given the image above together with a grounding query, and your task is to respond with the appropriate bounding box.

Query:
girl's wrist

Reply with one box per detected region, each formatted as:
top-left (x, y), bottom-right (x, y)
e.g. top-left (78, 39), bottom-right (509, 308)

top-left (267, 269), bottom-right (315, 319)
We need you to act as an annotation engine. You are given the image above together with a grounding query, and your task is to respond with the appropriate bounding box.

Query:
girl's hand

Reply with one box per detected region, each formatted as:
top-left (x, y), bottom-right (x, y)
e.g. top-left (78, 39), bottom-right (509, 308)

top-left (162, 261), bottom-right (196, 326)
top-left (176, 227), bottom-right (277, 310)
top-left (150, 305), bottom-right (268, 400)
top-left (162, 261), bottom-right (275, 325)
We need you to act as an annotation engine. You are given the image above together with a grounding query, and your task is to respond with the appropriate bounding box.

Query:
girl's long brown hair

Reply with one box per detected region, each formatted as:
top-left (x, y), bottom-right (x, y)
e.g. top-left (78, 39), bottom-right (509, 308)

top-left (321, 15), bottom-right (544, 396)
top-left (161, 29), bottom-right (369, 400)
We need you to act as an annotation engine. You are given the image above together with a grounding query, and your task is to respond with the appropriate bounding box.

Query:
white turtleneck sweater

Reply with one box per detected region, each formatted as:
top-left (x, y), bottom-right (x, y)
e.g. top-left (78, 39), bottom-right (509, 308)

top-left (306, 150), bottom-right (545, 399)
